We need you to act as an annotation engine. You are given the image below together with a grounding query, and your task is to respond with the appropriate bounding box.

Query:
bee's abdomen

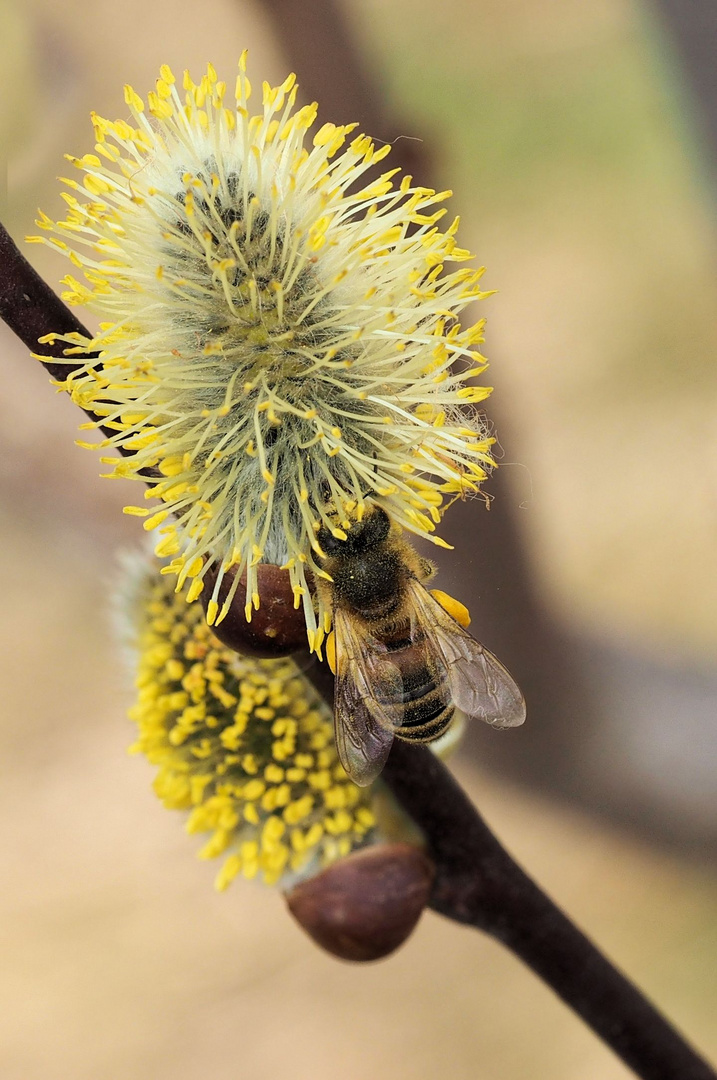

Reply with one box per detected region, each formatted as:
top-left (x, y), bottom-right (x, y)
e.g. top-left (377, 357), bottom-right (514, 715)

top-left (398, 687), bottom-right (455, 742)
top-left (379, 641), bottom-right (454, 742)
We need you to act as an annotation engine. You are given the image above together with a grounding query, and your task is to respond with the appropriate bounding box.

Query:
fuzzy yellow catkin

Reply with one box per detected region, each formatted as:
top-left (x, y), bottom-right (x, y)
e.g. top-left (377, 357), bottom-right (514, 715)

top-left (128, 566), bottom-right (377, 890)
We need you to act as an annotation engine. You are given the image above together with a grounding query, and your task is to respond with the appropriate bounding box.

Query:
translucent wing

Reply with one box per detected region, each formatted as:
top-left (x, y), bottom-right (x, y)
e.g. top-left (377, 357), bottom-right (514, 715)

top-left (407, 581), bottom-right (526, 729)
top-left (332, 606), bottom-right (402, 786)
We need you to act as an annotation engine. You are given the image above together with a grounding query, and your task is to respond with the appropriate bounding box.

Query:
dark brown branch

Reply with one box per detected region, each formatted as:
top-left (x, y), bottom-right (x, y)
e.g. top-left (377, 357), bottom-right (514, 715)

top-left (2, 194), bottom-right (713, 1078)
top-left (304, 657), bottom-right (715, 1080)
top-left (385, 742), bottom-right (715, 1080)
top-left (1, 220), bottom-right (140, 459)
top-left (0, 222), bottom-right (97, 381)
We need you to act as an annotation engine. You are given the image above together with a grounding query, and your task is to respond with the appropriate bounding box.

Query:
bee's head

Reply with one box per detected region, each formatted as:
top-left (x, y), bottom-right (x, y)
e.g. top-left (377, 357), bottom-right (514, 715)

top-left (317, 505), bottom-right (391, 558)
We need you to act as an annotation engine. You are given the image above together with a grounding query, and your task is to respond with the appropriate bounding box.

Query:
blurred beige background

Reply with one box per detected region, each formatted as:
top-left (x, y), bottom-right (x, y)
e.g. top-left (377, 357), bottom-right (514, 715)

top-left (1, 0), bottom-right (716, 1076)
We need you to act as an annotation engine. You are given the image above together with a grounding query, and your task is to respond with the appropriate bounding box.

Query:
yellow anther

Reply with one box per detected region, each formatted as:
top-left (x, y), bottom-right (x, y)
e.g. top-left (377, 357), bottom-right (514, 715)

top-left (186, 577), bottom-right (204, 602)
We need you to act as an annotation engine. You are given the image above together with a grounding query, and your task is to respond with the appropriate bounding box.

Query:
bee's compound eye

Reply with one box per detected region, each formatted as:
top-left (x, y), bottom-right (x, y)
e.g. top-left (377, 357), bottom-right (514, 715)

top-left (364, 506), bottom-right (390, 544)
top-left (317, 526), bottom-right (345, 557)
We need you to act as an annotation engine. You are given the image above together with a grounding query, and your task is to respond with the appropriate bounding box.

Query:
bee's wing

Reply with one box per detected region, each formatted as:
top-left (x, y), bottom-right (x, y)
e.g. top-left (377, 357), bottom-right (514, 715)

top-left (332, 606), bottom-right (401, 787)
top-left (407, 581), bottom-right (526, 729)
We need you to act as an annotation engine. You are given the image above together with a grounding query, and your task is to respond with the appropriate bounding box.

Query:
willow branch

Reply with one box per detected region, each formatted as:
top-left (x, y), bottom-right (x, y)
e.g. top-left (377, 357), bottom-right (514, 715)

top-left (303, 657), bottom-right (715, 1080)
top-left (2, 220), bottom-right (714, 1079)
top-left (0, 223), bottom-right (96, 379)
top-left (1, 220), bottom-right (145, 461)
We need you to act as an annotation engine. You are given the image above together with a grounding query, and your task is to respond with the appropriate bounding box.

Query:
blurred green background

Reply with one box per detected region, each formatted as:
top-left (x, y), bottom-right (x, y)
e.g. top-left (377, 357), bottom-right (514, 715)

top-left (1, 0), bottom-right (716, 1076)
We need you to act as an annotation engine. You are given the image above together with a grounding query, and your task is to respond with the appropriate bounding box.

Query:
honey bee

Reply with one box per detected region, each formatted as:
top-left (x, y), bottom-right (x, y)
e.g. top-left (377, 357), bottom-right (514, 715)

top-left (316, 506), bottom-right (526, 786)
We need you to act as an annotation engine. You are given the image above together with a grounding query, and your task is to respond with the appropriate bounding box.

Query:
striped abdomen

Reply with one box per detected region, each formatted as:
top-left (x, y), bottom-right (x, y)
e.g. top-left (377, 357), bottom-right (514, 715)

top-left (378, 630), bottom-right (455, 743)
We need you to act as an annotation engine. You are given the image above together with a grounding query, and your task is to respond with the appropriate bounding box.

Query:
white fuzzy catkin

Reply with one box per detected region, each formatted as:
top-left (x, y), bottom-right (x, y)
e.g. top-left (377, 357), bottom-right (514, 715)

top-left (30, 59), bottom-right (495, 649)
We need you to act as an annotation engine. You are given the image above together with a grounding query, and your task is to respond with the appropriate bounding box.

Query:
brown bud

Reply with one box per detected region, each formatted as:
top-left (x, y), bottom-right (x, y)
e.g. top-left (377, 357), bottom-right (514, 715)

top-left (202, 563), bottom-right (308, 658)
top-left (285, 842), bottom-right (435, 962)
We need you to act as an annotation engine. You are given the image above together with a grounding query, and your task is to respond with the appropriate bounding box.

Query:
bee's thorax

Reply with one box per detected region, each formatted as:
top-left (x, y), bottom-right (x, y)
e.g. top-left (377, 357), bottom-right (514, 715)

top-left (331, 547), bottom-right (407, 620)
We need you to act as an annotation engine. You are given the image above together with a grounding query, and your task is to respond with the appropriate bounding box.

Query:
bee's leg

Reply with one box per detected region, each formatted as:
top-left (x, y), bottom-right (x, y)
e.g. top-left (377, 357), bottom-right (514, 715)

top-left (429, 589), bottom-right (471, 628)
top-left (417, 557), bottom-right (436, 581)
